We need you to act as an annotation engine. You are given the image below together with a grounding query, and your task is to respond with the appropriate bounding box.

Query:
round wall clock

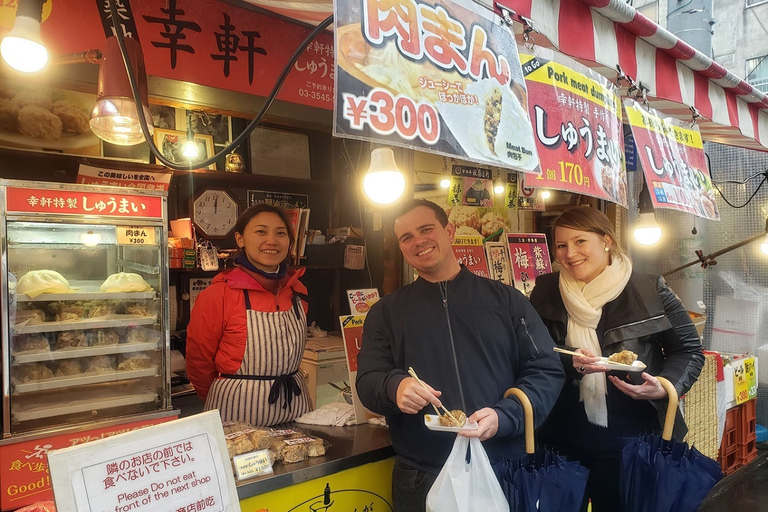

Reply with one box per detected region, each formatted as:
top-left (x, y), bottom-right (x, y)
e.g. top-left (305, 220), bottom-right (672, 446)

top-left (192, 189), bottom-right (238, 239)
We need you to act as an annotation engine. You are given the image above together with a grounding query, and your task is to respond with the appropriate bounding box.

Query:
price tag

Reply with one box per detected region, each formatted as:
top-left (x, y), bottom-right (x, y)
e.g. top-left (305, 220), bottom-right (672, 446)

top-left (117, 226), bottom-right (156, 246)
top-left (233, 449), bottom-right (273, 480)
top-left (733, 357), bottom-right (757, 405)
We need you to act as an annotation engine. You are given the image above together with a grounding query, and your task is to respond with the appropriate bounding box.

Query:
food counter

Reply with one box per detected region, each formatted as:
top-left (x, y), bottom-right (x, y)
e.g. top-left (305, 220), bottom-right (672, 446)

top-left (235, 423), bottom-right (395, 510)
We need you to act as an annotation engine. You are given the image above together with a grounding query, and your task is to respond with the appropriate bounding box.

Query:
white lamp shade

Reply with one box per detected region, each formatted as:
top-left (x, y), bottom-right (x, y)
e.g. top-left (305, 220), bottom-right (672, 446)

top-left (634, 212), bottom-right (662, 245)
top-left (363, 147), bottom-right (406, 205)
top-left (0, 16), bottom-right (48, 73)
top-left (89, 98), bottom-right (154, 146)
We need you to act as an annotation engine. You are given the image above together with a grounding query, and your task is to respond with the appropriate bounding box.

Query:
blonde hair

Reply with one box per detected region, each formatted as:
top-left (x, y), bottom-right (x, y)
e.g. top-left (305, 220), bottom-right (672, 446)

top-left (551, 206), bottom-right (627, 260)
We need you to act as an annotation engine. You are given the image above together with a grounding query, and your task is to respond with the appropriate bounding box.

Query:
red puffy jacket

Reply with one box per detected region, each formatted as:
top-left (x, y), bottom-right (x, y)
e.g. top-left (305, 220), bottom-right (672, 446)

top-left (186, 266), bottom-right (308, 401)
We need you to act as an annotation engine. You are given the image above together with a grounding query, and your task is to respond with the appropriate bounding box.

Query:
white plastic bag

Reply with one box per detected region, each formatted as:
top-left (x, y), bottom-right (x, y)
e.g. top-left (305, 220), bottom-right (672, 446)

top-left (426, 435), bottom-right (510, 512)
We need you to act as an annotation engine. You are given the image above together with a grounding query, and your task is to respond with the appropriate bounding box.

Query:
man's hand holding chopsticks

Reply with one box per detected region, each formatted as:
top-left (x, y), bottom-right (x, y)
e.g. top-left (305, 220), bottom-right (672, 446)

top-left (396, 377), bottom-right (443, 414)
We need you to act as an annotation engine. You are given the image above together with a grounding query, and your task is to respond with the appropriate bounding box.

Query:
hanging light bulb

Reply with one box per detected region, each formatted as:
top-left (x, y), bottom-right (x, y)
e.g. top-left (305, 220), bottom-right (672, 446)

top-left (363, 147), bottom-right (406, 205)
top-left (440, 178), bottom-right (451, 189)
top-left (541, 190), bottom-right (551, 200)
top-left (761, 234), bottom-right (768, 255)
top-left (182, 116), bottom-right (199, 158)
top-left (494, 180), bottom-right (505, 194)
top-left (634, 180), bottom-right (662, 245)
top-left (89, 36), bottom-right (154, 146)
top-left (0, 0), bottom-right (48, 73)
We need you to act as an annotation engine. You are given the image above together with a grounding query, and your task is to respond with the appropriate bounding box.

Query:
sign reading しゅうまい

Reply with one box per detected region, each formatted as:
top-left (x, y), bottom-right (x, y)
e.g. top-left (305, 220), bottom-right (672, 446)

top-left (334, 0), bottom-right (539, 173)
top-left (624, 99), bottom-right (719, 220)
top-left (5, 187), bottom-right (163, 218)
top-left (520, 47), bottom-right (627, 208)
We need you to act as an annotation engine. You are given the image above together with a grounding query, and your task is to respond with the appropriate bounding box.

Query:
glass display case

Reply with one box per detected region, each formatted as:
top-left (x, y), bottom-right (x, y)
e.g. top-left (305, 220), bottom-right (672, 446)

top-left (0, 180), bottom-right (172, 437)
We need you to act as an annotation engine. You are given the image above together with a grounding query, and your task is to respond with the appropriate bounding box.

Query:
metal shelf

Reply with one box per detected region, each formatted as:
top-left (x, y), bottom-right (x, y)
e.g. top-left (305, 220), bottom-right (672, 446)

top-left (13, 315), bottom-right (156, 334)
top-left (12, 341), bottom-right (161, 364)
top-left (12, 367), bottom-right (160, 393)
top-left (14, 290), bottom-right (156, 302)
top-left (12, 392), bottom-right (159, 422)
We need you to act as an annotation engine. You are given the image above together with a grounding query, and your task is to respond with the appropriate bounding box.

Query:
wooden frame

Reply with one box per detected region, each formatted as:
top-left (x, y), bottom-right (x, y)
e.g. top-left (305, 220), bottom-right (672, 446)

top-left (152, 128), bottom-right (215, 170)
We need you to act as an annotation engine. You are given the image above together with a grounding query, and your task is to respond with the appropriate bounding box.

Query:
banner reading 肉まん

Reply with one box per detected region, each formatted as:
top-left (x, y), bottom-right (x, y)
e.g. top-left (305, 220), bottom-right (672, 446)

top-left (334, 0), bottom-right (540, 174)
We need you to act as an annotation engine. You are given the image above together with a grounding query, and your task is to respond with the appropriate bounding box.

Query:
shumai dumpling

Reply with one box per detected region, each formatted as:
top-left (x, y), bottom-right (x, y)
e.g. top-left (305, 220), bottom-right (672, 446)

top-left (16, 270), bottom-right (71, 298)
top-left (99, 273), bottom-right (152, 293)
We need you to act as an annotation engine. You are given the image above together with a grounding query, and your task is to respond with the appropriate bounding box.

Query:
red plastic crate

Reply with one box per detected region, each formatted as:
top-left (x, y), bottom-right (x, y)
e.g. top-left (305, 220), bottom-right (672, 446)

top-left (719, 446), bottom-right (740, 476)
top-left (718, 407), bottom-right (741, 475)
top-left (737, 399), bottom-right (757, 444)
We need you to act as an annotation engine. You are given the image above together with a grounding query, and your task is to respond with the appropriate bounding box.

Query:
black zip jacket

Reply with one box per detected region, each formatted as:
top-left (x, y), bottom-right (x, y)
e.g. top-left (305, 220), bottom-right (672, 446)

top-left (530, 271), bottom-right (704, 450)
top-left (356, 267), bottom-right (565, 474)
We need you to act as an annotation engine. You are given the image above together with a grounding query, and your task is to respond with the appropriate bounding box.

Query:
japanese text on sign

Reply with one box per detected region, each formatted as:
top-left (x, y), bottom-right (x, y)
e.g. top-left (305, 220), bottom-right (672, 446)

top-left (117, 226), bottom-right (157, 246)
top-left (5, 187), bottom-right (164, 219)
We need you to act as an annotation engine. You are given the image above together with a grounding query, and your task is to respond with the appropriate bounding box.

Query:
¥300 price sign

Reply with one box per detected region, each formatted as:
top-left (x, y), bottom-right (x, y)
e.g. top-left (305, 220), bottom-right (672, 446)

top-left (117, 226), bottom-right (157, 246)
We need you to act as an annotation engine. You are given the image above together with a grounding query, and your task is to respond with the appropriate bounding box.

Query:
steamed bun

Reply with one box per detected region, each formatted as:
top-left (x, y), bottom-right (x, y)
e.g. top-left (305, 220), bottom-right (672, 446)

top-left (99, 273), bottom-right (152, 293)
top-left (16, 270), bottom-right (71, 298)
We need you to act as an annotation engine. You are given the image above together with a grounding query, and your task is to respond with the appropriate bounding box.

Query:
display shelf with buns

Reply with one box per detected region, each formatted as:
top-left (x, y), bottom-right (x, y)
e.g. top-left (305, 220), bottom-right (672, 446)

top-left (13, 315), bottom-right (156, 335)
top-left (0, 180), bottom-right (173, 440)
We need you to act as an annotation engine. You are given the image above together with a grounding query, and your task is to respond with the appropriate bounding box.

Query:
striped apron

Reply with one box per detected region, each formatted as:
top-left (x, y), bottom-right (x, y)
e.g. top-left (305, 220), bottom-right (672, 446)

top-left (204, 289), bottom-right (311, 426)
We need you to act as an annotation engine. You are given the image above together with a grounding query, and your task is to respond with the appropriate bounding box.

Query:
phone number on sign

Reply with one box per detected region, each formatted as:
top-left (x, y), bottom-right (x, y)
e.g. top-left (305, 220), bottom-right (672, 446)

top-left (298, 89), bottom-right (332, 103)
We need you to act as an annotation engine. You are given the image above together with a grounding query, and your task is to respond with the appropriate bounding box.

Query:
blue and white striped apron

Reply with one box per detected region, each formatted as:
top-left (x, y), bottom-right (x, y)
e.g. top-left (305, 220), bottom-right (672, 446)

top-left (205, 289), bottom-right (311, 426)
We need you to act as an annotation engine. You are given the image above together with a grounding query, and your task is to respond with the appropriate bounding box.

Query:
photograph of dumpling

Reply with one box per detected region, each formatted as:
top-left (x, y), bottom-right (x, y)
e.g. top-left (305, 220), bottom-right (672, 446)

top-left (0, 81), bottom-right (99, 154)
top-left (436, 79), bottom-right (539, 171)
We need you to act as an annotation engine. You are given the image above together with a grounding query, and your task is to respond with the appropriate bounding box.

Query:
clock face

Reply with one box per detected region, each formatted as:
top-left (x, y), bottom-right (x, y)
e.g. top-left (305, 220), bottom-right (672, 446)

top-left (193, 190), bottom-right (238, 238)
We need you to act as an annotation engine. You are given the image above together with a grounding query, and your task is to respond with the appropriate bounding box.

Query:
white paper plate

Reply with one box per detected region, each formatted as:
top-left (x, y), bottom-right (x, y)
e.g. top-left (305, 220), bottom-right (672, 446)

top-left (424, 414), bottom-right (478, 432)
top-left (595, 359), bottom-right (647, 372)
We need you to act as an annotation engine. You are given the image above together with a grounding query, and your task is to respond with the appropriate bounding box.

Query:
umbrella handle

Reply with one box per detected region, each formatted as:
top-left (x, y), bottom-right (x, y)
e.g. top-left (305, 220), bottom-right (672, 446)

top-left (656, 376), bottom-right (678, 441)
top-left (504, 388), bottom-right (534, 455)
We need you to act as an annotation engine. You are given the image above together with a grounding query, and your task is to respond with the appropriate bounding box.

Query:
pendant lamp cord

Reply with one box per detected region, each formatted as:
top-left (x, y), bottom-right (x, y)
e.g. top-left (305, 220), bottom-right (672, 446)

top-left (107, 0), bottom-right (333, 170)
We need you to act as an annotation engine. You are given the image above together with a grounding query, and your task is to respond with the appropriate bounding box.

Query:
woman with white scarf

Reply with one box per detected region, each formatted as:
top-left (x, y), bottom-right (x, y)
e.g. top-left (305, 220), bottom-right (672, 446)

top-left (529, 206), bottom-right (704, 512)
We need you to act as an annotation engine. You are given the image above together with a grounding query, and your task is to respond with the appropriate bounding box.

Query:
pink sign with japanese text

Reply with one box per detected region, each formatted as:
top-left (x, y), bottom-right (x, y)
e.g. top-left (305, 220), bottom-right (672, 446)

top-left (451, 235), bottom-right (490, 278)
top-left (520, 47), bottom-right (627, 207)
top-left (5, 187), bottom-right (164, 219)
top-left (506, 233), bottom-right (552, 297)
top-left (624, 99), bottom-right (720, 220)
top-left (334, 0), bottom-right (539, 173)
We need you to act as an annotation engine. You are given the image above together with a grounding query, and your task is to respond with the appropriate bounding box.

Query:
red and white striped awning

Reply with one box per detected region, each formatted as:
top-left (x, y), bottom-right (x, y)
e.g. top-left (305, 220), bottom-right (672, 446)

top-left (241, 0), bottom-right (768, 152)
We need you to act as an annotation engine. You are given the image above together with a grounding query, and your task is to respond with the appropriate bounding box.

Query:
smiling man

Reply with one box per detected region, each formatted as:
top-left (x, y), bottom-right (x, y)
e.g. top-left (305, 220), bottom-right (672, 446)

top-left (356, 199), bottom-right (564, 512)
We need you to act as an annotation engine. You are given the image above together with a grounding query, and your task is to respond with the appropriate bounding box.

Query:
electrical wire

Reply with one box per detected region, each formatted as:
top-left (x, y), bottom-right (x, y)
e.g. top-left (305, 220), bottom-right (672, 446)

top-left (108, 0), bottom-right (333, 170)
top-left (707, 153), bottom-right (768, 208)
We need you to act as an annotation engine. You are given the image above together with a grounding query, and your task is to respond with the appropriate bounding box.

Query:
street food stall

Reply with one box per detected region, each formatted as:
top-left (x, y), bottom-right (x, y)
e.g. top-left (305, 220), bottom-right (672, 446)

top-left (1, 0), bottom-right (767, 510)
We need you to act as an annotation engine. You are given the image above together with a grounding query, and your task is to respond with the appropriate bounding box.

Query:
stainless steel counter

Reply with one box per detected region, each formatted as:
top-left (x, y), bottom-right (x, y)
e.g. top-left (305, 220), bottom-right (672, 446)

top-left (235, 422), bottom-right (394, 499)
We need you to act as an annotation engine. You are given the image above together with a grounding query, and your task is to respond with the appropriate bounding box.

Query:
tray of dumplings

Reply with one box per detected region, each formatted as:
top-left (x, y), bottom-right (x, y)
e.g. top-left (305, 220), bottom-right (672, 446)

top-left (11, 327), bottom-right (162, 362)
top-left (222, 422), bottom-right (330, 471)
top-left (11, 353), bottom-right (159, 393)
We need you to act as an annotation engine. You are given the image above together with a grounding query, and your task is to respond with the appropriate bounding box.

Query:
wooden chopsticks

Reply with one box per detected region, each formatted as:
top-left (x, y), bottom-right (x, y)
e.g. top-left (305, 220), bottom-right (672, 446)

top-left (407, 367), bottom-right (460, 425)
top-left (552, 347), bottom-right (635, 367)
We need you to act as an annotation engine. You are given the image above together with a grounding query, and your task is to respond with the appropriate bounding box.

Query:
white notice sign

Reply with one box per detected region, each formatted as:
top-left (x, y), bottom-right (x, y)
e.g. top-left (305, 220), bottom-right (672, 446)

top-left (47, 411), bottom-right (240, 512)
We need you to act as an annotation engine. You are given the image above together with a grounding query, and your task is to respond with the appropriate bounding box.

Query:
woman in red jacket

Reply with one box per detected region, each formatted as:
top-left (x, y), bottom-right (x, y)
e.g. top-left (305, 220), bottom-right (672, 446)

top-left (186, 204), bottom-right (311, 426)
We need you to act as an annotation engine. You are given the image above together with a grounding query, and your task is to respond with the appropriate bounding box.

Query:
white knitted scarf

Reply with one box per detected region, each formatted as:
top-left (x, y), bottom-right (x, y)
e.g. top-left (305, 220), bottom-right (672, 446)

top-left (558, 254), bottom-right (632, 427)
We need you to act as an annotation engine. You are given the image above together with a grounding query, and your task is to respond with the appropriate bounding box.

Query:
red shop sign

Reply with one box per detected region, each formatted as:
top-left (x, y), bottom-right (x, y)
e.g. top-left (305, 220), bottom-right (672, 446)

top-left (5, 187), bottom-right (164, 219)
top-left (0, 416), bottom-right (175, 511)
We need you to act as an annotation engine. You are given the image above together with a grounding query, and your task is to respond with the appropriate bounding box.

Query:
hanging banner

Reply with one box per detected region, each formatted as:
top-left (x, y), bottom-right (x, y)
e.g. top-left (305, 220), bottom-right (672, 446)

top-left (451, 235), bottom-right (490, 278)
top-left (520, 47), bottom-right (627, 208)
top-left (624, 99), bottom-right (720, 220)
top-left (506, 233), bottom-right (552, 297)
top-left (334, 0), bottom-right (539, 173)
top-left (447, 165), bottom-right (493, 207)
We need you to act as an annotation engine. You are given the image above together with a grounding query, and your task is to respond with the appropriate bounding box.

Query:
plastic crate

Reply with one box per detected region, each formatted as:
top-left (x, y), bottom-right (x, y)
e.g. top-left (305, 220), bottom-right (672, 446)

top-left (718, 407), bottom-right (740, 475)
top-left (736, 399), bottom-right (757, 444)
